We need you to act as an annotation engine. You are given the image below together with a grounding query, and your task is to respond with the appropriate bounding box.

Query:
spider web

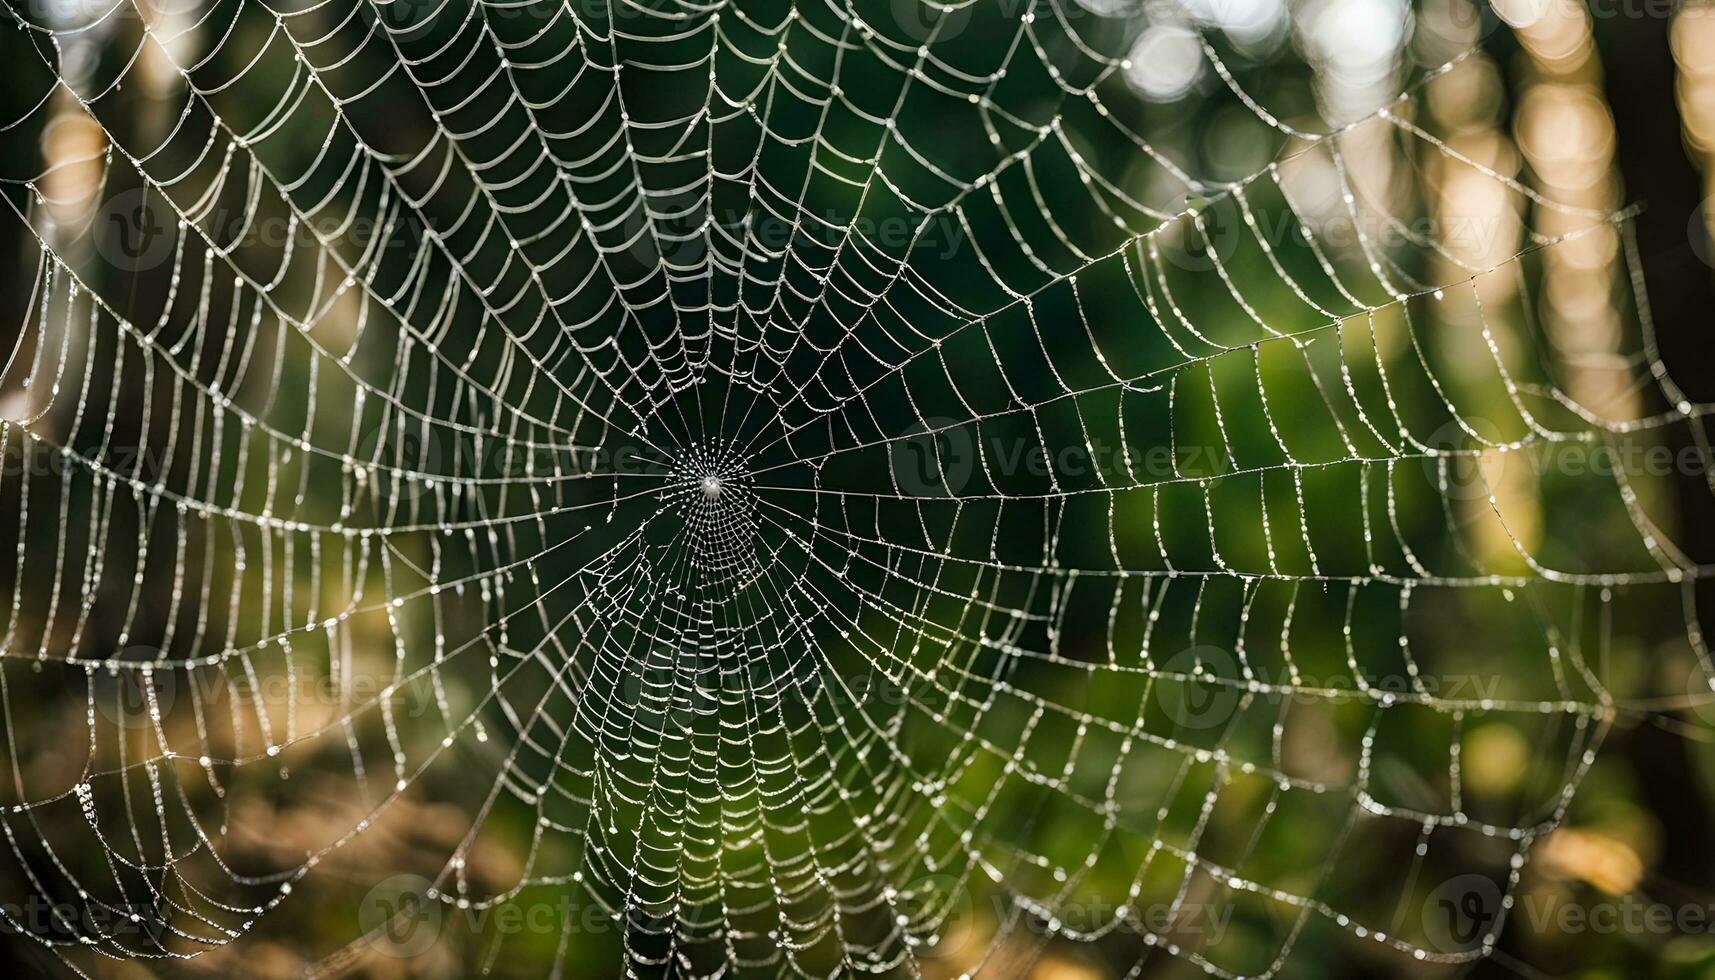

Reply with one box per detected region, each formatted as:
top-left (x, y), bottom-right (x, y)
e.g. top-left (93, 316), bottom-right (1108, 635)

top-left (0, 0), bottom-right (1710, 976)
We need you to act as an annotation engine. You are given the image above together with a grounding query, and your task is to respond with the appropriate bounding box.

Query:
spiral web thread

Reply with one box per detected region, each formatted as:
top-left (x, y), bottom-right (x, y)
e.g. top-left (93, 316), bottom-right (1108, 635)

top-left (0, 0), bottom-right (1710, 976)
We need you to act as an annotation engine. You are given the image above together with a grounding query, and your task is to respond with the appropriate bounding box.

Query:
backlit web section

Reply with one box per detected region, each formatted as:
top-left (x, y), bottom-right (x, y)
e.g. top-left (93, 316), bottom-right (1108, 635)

top-left (0, 0), bottom-right (1710, 976)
